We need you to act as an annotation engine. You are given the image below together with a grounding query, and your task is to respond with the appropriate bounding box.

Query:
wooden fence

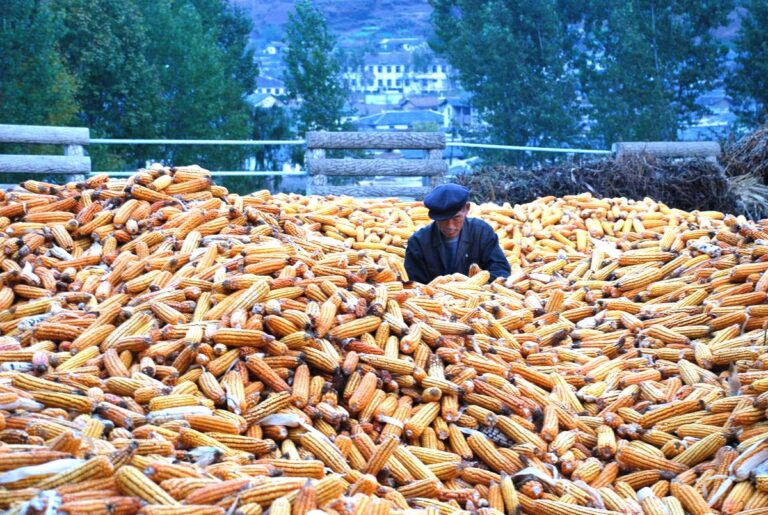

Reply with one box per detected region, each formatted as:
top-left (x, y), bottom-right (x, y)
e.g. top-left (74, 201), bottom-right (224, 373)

top-left (0, 124), bottom-right (91, 177)
top-left (0, 124), bottom-right (726, 197)
top-left (305, 131), bottom-right (447, 199)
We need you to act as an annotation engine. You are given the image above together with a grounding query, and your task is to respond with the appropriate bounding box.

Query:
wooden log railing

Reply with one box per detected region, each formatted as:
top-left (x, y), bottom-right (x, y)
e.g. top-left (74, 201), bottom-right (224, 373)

top-left (0, 124), bottom-right (91, 177)
top-left (305, 131), bottom-right (447, 199)
top-left (0, 124), bottom-right (725, 194)
top-left (612, 141), bottom-right (721, 160)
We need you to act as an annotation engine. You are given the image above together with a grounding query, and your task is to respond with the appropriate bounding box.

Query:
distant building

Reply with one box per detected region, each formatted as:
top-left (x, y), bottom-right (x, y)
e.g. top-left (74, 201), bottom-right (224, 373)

top-left (258, 37), bottom-right (462, 102)
top-left (342, 52), bottom-right (457, 98)
top-left (445, 96), bottom-right (476, 128)
top-left (255, 76), bottom-right (286, 97)
top-left (679, 88), bottom-right (737, 140)
top-left (353, 110), bottom-right (445, 131)
top-left (264, 41), bottom-right (285, 56)
top-left (346, 100), bottom-right (398, 118)
top-left (246, 92), bottom-right (285, 109)
top-left (399, 93), bottom-right (476, 129)
top-left (400, 95), bottom-right (445, 111)
top-left (377, 37), bottom-right (423, 52)
top-left (256, 41), bottom-right (286, 78)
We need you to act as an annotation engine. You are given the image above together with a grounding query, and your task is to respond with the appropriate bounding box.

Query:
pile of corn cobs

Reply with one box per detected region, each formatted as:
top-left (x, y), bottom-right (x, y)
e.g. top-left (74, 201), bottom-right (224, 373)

top-left (0, 166), bottom-right (765, 515)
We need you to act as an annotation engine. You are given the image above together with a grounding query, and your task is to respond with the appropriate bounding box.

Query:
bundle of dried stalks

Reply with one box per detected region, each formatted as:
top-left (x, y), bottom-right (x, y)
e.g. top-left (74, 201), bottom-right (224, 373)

top-left (456, 155), bottom-right (738, 214)
top-left (722, 125), bottom-right (768, 182)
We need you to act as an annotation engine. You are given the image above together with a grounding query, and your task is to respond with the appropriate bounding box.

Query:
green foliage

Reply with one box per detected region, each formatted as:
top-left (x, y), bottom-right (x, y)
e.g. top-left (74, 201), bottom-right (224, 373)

top-left (2, 0), bottom-right (259, 174)
top-left (251, 107), bottom-right (297, 170)
top-left (52, 0), bottom-right (165, 170)
top-left (431, 0), bottom-right (735, 150)
top-left (283, 0), bottom-right (349, 133)
top-left (411, 45), bottom-right (435, 71)
top-left (578, 0), bottom-right (733, 145)
top-left (430, 0), bottom-right (581, 157)
top-left (217, 105), bottom-right (298, 195)
top-left (727, 0), bottom-right (768, 127)
top-left (0, 0), bottom-right (80, 185)
top-left (412, 122), bottom-right (440, 132)
top-left (187, 0), bottom-right (258, 95)
top-left (135, 0), bottom-right (257, 171)
top-left (0, 0), bottom-right (78, 127)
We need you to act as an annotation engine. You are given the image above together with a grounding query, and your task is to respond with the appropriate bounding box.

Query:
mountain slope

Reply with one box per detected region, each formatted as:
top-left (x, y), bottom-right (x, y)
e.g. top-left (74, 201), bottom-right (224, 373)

top-left (232, 0), bottom-right (433, 45)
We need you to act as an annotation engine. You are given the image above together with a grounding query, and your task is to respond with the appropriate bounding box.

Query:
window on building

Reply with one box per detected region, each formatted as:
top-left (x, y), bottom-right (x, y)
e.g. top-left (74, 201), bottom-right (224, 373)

top-left (405, 79), bottom-right (410, 86)
top-left (377, 79), bottom-right (383, 87)
top-left (387, 66), bottom-right (392, 73)
top-left (421, 79), bottom-right (428, 87)
top-left (432, 65), bottom-right (438, 73)
top-left (395, 65), bottom-right (401, 73)
top-left (377, 65), bottom-right (383, 72)
top-left (387, 79), bottom-right (392, 87)
top-left (396, 79), bottom-right (401, 86)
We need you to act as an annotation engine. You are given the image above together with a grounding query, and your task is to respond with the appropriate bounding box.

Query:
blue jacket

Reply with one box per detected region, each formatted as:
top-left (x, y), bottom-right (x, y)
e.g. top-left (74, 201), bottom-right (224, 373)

top-left (404, 217), bottom-right (511, 284)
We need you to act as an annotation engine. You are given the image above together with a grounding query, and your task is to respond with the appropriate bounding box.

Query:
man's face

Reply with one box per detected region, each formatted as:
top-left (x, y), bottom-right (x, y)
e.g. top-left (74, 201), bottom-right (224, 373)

top-left (436, 203), bottom-right (469, 240)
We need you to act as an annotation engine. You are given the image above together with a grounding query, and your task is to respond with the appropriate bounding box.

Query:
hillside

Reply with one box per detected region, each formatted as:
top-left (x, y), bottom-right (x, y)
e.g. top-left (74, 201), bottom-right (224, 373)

top-left (232, 0), bottom-right (433, 46)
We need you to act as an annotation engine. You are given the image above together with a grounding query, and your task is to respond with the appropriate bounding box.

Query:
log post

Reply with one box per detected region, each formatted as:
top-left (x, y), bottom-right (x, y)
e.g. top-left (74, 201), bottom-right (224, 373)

top-left (427, 149), bottom-right (445, 189)
top-left (64, 144), bottom-right (87, 182)
top-left (305, 148), bottom-right (326, 195)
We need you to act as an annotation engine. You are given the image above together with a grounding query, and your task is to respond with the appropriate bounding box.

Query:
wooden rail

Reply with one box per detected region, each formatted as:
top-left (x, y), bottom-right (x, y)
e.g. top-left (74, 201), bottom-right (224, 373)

top-left (0, 124), bottom-right (725, 195)
top-left (612, 141), bottom-right (721, 159)
top-left (305, 131), bottom-right (447, 199)
top-left (0, 124), bottom-right (91, 176)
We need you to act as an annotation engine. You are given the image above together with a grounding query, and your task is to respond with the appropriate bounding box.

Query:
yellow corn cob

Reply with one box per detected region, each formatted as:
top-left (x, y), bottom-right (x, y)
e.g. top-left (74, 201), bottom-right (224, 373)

top-left (116, 465), bottom-right (180, 505)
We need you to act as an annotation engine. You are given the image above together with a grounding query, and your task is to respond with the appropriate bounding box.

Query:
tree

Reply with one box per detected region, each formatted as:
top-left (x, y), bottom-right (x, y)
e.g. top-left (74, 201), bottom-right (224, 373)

top-left (1, 0), bottom-right (259, 175)
top-left (0, 0), bottom-right (79, 185)
top-left (0, 0), bottom-right (78, 127)
top-left (251, 105), bottom-right (296, 172)
top-left (727, 0), bottom-right (768, 127)
top-left (411, 45), bottom-right (436, 72)
top-left (283, 0), bottom-right (349, 133)
top-left (430, 0), bottom-right (581, 155)
top-left (219, 104), bottom-right (297, 195)
top-left (136, 0), bottom-right (258, 170)
top-left (578, 0), bottom-right (733, 145)
top-left (52, 0), bottom-right (165, 169)
top-left (187, 0), bottom-right (259, 95)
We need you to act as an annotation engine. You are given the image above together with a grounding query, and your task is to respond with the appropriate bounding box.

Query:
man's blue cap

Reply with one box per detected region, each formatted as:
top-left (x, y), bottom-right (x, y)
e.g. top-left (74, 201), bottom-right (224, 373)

top-left (423, 184), bottom-right (470, 221)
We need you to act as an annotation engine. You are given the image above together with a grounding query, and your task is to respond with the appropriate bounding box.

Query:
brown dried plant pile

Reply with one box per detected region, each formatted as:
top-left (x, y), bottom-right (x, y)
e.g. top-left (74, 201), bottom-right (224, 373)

top-left (457, 125), bottom-right (768, 222)
top-left (455, 156), bottom-right (739, 215)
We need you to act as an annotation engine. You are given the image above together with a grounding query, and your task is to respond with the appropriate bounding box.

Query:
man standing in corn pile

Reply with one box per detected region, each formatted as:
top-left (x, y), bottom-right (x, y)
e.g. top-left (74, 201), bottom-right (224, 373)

top-left (405, 184), bottom-right (511, 283)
